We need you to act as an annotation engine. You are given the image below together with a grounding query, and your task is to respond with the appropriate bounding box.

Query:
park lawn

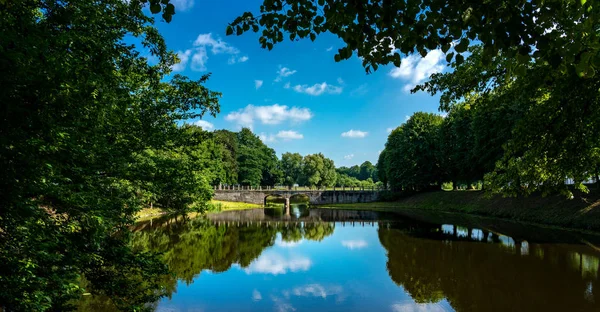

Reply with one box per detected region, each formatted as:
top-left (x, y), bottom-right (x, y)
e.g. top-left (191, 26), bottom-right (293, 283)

top-left (135, 200), bottom-right (262, 221)
top-left (210, 200), bottom-right (262, 211)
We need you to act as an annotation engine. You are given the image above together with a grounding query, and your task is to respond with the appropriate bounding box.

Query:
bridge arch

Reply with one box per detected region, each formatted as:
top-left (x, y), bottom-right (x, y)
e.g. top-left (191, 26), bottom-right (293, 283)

top-left (264, 194), bottom-right (285, 207)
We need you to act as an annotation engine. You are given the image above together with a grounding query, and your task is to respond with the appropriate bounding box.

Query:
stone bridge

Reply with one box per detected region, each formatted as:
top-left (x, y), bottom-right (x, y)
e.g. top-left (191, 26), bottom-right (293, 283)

top-left (213, 189), bottom-right (381, 209)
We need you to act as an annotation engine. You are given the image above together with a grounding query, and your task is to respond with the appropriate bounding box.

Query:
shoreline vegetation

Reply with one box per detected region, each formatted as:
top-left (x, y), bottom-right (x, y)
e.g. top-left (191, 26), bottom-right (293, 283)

top-left (319, 190), bottom-right (600, 233)
top-left (138, 190), bottom-right (600, 233)
top-left (135, 200), bottom-right (263, 221)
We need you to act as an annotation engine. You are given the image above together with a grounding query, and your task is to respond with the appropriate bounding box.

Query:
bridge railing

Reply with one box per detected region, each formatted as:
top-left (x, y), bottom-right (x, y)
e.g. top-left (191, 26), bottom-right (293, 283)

top-left (213, 185), bottom-right (387, 192)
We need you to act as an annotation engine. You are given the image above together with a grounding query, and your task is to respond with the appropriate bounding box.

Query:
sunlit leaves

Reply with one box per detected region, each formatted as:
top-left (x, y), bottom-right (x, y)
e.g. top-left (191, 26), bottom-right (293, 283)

top-left (228, 0), bottom-right (600, 77)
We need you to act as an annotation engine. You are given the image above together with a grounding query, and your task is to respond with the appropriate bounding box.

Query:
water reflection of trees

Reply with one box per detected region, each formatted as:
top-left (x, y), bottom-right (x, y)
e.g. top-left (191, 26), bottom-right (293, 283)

top-left (79, 215), bottom-right (335, 310)
top-left (378, 223), bottom-right (600, 312)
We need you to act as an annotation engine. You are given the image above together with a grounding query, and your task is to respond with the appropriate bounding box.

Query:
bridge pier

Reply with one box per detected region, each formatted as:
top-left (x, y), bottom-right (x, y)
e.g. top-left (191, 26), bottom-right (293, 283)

top-left (285, 197), bottom-right (290, 215)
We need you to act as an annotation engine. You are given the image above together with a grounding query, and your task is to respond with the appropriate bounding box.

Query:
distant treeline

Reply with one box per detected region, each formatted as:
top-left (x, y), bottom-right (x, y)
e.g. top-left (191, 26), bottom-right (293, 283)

top-left (187, 127), bottom-right (381, 190)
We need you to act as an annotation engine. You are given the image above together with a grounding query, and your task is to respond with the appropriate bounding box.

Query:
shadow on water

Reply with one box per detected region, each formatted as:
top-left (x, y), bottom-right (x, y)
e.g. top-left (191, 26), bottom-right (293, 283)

top-left (80, 208), bottom-right (600, 311)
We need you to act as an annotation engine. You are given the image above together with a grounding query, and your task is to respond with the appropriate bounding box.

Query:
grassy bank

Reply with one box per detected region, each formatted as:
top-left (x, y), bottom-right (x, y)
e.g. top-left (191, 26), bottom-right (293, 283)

top-left (320, 190), bottom-right (600, 232)
top-left (209, 200), bottom-right (262, 211)
top-left (135, 200), bottom-right (262, 221)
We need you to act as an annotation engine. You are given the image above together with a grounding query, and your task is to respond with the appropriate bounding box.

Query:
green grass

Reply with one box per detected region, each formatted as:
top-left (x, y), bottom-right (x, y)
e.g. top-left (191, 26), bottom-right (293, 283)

top-left (135, 207), bottom-right (167, 222)
top-left (209, 200), bottom-right (262, 211)
top-left (135, 200), bottom-right (262, 222)
top-left (319, 190), bottom-right (600, 232)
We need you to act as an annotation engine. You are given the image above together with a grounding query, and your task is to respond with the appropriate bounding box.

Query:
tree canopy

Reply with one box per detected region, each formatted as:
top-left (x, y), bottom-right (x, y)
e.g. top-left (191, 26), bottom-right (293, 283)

top-left (229, 0), bottom-right (600, 76)
top-left (1, 0), bottom-right (222, 309)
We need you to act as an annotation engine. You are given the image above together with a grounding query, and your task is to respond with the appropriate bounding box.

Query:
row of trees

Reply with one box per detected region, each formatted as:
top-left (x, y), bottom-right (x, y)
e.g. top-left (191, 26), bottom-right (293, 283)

top-left (280, 153), bottom-right (382, 189)
top-left (378, 46), bottom-right (600, 196)
top-left (230, 0), bottom-right (600, 198)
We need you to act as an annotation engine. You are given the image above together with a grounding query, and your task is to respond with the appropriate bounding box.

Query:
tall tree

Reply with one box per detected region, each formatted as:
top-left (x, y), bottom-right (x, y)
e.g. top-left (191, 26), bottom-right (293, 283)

top-left (0, 0), bottom-right (220, 309)
top-left (359, 161), bottom-right (377, 181)
top-left (301, 153), bottom-right (337, 188)
top-left (382, 113), bottom-right (444, 191)
top-left (418, 45), bottom-right (599, 196)
top-left (236, 128), bottom-right (264, 186)
top-left (214, 130), bottom-right (239, 185)
top-left (281, 152), bottom-right (303, 188)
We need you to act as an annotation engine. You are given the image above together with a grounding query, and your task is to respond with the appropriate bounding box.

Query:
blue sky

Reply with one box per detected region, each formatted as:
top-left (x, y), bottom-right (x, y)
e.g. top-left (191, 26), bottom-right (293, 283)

top-left (152, 0), bottom-right (445, 167)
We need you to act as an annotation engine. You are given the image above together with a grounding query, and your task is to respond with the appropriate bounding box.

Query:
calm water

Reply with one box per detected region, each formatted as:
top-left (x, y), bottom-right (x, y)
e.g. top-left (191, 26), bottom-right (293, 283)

top-left (83, 206), bottom-right (600, 311)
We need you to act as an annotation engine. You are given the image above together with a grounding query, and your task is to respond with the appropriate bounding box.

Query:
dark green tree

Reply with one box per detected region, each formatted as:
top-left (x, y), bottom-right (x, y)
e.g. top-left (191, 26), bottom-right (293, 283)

top-left (381, 113), bottom-right (444, 191)
top-left (214, 130), bottom-right (239, 185)
top-left (0, 0), bottom-right (220, 309)
top-left (359, 161), bottom-right (377, 181)
top-left (281, 152), bottom-right (304, 188)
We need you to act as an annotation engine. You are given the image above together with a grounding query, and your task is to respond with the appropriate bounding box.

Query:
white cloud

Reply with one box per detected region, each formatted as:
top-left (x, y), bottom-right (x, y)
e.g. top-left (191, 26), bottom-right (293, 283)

top-left (344, 154), bottom-right (354, 160)
top-left (259, 130), bottom-right (304, 143)
top-left (350, 84), bottom-right (368, 96)
top-left (245, 252), bottom-right (311, 275)
top-left (391, 302), bottom-right (449, 312)
top-left (275, 66), bottom-right (297, 82)
top-left (194, 33), bottom-right (239, 54)
top-left (292, 82), bottom-right (343, 96)
top-left (170, 0), bottom-right (195, 11)
top-left (326, 46), bottom-right (333, 51)
top-left (192, 120), bottom-right (214, 131)
top-left (226, 104), bottom-right (313, 128)
top-left (337, 77), bottom-right (344, 84)
top-left (284, 82), bottom-right (291, 89)
top-left (292, 284), bottom-right (343, 299)
top-left (255, 80), bottom-right (264, 90)
top-left (168, 33), bottom-right (246, 71)
top-left (190, 47), bottom-right (208, 71)
top-left (228, 55), bottom-right (249, 65)
top-left (276, 240), bottom-right (303, 248)
top-left (341, 240), bottom-right (368, 250)
top-left (271, 295), bottom-right (295, 312)
top-left (172, 49), bottom-right (192, 72)
top-left (259, 133), bottom-right (275, 143)
top-left (405, 115), bottom-right (410, 121)
top-left (341, 130), bottom-right (368, 138)
top-left (389, 49), bottom-right (445, 92)
top-left (277, 130), bottom-right (303, 140)
top-left (386, 127), bottom-right (394, 133)
top-left (252, 289), bottom-right (262, 301)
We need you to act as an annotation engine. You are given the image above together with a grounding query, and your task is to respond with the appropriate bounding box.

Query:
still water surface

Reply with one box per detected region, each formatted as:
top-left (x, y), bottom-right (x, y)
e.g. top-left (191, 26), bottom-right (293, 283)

top-left (101, 206), bottom-right (600, 311)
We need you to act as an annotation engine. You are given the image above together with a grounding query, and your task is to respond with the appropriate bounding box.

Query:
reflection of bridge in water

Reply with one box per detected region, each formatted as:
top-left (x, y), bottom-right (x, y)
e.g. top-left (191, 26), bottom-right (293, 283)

top-left (205, 207), bottom-right (600, 248)
top-left (207, 207), bottom-right (393, 226)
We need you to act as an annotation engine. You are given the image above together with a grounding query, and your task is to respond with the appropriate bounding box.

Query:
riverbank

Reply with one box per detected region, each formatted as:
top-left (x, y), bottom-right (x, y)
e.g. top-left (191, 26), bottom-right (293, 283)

top-left (135, 200), bottom-right (263, 221)
top-left (319, 190), bottom-right (600, 232)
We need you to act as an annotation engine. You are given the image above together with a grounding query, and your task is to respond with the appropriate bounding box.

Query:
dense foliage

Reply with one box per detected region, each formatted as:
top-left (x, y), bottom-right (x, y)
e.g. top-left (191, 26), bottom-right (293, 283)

top-left (0, 0), bottom-right (225, 310)
top-left (378, 113), bottom-right (444, 191)
top-left (230, 0), bottom-right (599, 76)
top-left (378, 44), bottom-right (600, 196)
top-left (413, 45), bottom-right (600, 196)
top-left (280, 152), bottom-right (337, 188)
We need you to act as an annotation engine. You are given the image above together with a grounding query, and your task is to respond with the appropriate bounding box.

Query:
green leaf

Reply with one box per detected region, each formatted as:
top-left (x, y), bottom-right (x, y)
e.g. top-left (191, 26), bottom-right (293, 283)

top-left (454, 38), bottom-right (469, 53)
top-left (446, 52), bottom-right (454, 63)
top-left (310, 33), bottom-right (316, 42)
top-left (455, 53), bottom-right (464, 64)
top-left (226, 25), bottom-right (233, 36)
top-left (334, 54), bottom-right (341, 62)
top-left (150, 3), bottom-right (161, 14)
